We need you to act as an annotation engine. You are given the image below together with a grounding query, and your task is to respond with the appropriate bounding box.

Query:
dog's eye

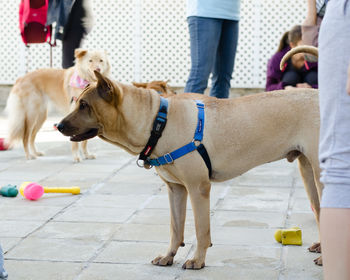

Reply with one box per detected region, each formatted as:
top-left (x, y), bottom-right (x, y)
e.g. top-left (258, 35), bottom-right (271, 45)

top-left (89, 59), bottom-right (92, 63)
top-left (100, 59), bottom-right (103, 62)
top-left (79, 101), bottom-right (88, 110)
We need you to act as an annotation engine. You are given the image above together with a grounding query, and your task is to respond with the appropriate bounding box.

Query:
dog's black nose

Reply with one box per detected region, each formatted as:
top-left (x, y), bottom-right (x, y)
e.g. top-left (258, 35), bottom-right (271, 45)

top-left (56, 123), bottom-right (64, 132)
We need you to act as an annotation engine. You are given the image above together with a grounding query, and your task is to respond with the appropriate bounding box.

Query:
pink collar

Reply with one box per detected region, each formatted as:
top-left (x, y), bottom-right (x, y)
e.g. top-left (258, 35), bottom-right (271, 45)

top-left (69, 71), bottom-right (90, 89)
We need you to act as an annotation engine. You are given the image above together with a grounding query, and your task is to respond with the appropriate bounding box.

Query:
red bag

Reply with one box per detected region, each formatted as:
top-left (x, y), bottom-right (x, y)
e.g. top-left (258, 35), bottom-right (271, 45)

top-left (19, 0), bottom-right (52, 46)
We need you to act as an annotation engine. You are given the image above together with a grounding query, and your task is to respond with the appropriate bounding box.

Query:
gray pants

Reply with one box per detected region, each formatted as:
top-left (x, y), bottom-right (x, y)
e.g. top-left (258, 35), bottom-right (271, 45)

top-left (319, 0), bottom-right (350, 208)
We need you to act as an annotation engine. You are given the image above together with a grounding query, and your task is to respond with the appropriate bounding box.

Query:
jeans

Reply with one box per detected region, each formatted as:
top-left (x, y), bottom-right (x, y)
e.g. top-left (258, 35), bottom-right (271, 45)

top-left (0, 245), bottom-right (7, 280)
top-left (282, 64), bottom-right (318, 87)
top-left (184, 16), bottom-right (239, 99)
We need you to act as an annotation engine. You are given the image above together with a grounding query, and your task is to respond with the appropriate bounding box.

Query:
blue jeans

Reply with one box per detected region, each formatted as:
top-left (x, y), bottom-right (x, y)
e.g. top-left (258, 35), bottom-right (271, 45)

top-left (184, 16), bottom-right (239, 99)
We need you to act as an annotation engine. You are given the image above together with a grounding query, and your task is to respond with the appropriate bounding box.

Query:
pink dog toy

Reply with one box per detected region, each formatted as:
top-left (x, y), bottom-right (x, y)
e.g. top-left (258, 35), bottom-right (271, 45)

top-left (19, 182), bottom-right (80, 200)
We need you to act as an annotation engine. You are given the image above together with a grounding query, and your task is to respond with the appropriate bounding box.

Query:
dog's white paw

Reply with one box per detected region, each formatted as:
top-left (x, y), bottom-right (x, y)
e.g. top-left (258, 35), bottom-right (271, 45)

top-left (151, 255), bottom-right (174, 266)
top-left (35, 151), bottom-right (44, 157)
top-left (73, 156), bottom-right (81, 163)
top-left (84, 153), bottom-right (96, 160)
top-left (182, 259), bottom-right (205, 270)
top-left (26, 154), bottom-right (37, 160)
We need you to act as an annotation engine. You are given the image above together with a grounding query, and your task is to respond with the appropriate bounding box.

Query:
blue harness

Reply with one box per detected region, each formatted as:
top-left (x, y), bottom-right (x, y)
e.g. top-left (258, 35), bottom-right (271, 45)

top-left (137, 96), bottom-right (212, 177)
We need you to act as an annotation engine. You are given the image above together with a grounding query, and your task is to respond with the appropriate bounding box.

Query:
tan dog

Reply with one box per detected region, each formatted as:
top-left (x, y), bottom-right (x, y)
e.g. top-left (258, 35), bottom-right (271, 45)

top-left (5, 49), bottom-right (110, 162)
top-left (132, 80), bottom-right (176, 97)
top-left (57, 71), bottom-right (323, 268)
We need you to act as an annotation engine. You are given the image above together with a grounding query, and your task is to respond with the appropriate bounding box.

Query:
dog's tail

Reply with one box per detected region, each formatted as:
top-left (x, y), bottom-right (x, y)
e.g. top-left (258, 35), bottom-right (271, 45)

top-left (280, 45), bottom-right (319, 70)
top-left (4, 92), bottom-right (27, 148)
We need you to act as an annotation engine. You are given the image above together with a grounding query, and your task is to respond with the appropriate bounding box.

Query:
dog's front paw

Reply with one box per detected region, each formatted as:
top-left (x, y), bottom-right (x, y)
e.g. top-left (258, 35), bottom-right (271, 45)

top-left (182, 259), bottom-right (205, 270)
top-left (35, 151), bottom-right (44, 157)
top-left (84, 153), bottom-right (96, 160)
top-left (73, 156), bottom-right (81, 163)
top-left (314, 255), bottom-right (322, 266)
top-left (26, 154), bottom-right (36, 160)
top-left (151, 255), bottom-right (174, 266)
top-left (308, 242), bottom-right (321, 253)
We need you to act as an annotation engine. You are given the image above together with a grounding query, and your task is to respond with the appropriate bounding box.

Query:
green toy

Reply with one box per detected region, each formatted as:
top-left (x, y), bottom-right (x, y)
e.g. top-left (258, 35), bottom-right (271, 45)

top-left (0, 185), bottom-right (18, 197)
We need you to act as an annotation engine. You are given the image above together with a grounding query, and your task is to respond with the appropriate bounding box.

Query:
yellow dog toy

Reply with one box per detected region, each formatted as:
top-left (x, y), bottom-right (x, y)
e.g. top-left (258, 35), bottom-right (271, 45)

top-left (19, 182), bottom-right (80, 200)
top-left (274, 227), bottom-right (302, 245)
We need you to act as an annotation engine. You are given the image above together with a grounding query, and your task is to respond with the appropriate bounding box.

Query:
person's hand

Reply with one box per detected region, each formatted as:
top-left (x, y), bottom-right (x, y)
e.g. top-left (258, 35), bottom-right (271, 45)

top-left (347, 63), bottom-right (350, 95)
top-left (284, 86), bottom-right (296, 90)
top-left (296, 83), bottom-right (312, 88)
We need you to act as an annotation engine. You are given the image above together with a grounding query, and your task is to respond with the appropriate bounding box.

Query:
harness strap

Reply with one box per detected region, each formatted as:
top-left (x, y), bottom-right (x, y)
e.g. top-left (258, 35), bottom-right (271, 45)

top-left (147, 100), bottom-right (212, 177)
top-left (138, 97), bottom-right (168, 162)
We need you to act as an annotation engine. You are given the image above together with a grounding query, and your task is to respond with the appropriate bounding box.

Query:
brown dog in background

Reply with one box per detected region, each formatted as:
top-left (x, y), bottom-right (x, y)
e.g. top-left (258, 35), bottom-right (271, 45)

top-left (5, 49), bottom-right (111, 162)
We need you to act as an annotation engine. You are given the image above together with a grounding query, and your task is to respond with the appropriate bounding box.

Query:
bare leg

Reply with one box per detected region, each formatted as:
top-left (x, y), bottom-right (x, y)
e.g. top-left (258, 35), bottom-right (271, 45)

top-left (81, 140), bottom-right (96, 159)
top-left (321, 208), bottom-right (350, 280)
top-left (182, 182), bottom-right (211, 269)
top-left (152, 182), bottom-right (188, 266)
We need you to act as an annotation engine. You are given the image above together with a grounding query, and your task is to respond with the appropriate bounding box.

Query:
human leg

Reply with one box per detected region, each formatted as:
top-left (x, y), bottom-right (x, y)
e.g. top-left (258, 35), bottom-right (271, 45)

top-left (210, 19), bottom-right (239, 99)
top-left (184, 17), bottom-right (222, 94)
top-left (62, 0), bottom-right (86, 69)
top-left (303, 70), bottom-right (318, 87)
top-left (281, 68), bottom-right (302, 87)
top-left (318, 0), bottom-right (350, 278)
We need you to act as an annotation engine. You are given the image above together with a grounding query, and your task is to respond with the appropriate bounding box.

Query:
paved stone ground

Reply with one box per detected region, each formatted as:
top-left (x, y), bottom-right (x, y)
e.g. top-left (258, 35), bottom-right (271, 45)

top-left (0, 109), bottom-right (323, 280)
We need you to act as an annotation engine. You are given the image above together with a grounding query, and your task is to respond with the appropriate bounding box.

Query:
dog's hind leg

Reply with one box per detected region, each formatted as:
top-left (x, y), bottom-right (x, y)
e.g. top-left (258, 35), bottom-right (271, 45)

top-left (23, 117), bottom-right (36, 160)
top-left (81, 140), bottom-right (96, 160)
top-left (297, 154), bottom-right (323, 265)
top-left (182, 181), bottom-right (211, 270)
top-left (30, 109), bottom-right (47, 157)
top-left (152, 182), bottom-right (188, 266)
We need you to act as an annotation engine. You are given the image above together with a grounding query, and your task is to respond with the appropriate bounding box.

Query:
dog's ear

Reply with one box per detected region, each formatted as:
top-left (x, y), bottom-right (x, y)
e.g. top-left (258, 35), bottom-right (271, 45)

top-left (132, 82), bottom-right (148, 88)
top-left (75, 48), bottom-right (88, 59)
top-left (95, 70), bottom-right (114, 103)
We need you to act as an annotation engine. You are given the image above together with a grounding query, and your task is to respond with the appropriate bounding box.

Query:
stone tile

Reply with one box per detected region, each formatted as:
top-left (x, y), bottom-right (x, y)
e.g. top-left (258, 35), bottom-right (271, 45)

top-left (6, 237), bottom-right (102, 262)
top-left (0, 204), bottom-right (62, 221)
top-left (218, 187), bottom-right (290, 212)
top-left (231, 173), bottom-right (294, 188)
top-left (291, 197), bottom-right (315, 213)
top-left (97, 181), bottom-right (163, 195)
top-left (5, 260), bottom-right (83, 280)
top-left (282, 246), bottom-right (323, 280)
top-left (76, 193), bottom-right (152, 209)
top-left (129, 209), bottom-right (195, 226)
top-left (211, 226), bottom-right (279, 247)
top-left (112, 223), bottom-right (195, 243)
top-left (179, 266), bottom-right (279, 280)
top-left (211, 210), bottom-right (286, 228)
top-left (54, 205), bottom-right (135, 223)
top-left (0, 220), bottom-right (43, 237)
top-left (95, 241), bottom-right (191, 264)
top-left (79, 263), bottom-right (179, 280)
top-left (31, 221), bottom-right (120, 241)
top-left (205, 244), bottom-right (281, 269)
top-left (1, 237), bottom-right (21, 252)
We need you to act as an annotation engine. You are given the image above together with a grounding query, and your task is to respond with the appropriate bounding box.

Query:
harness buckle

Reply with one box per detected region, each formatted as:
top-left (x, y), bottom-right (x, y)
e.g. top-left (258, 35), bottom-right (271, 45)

top-left (192, 139), bottom-right (201, 147)
top-left (136, 159), bottom-right (153, 169)
top-left (136, 159), bottom-right (145, 168)
top-left (164, 153), bottom-right (174, 164)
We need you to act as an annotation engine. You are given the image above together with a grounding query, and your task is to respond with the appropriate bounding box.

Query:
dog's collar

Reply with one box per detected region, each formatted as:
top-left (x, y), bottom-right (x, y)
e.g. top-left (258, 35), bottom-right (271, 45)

top-left (137, 97), bottom-right (212, 178)
top-left (69, 71), bottom-right (90, 89)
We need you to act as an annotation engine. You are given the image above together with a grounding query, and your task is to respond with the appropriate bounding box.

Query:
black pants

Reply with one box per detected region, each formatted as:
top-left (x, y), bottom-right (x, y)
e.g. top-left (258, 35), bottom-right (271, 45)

top-left (62, 0), bottom-right (87, 69)
top-left (282, 63), bottom-right (318, 87)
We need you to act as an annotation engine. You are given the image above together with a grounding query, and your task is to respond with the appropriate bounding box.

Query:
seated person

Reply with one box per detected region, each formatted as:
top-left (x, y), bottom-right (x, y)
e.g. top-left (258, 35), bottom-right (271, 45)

top-left (265, 25), bottom-right (318, 91)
